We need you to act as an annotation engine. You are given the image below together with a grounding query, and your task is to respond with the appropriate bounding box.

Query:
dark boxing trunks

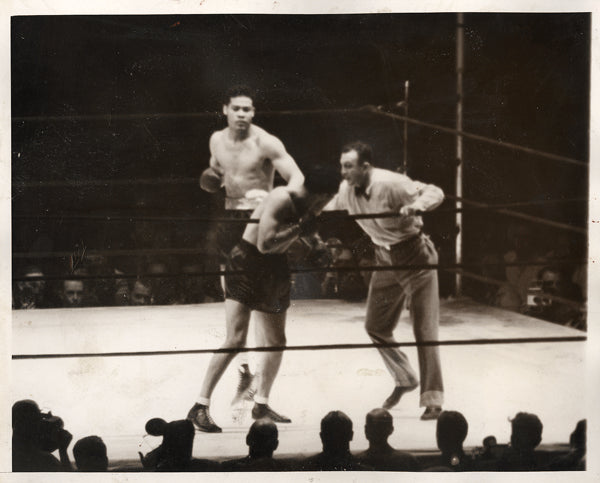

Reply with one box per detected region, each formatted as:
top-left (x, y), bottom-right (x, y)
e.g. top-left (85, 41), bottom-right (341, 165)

top-left (225, 239), bottom-right (291, 314)
top-left (217, 210), bottom-right (252, 261)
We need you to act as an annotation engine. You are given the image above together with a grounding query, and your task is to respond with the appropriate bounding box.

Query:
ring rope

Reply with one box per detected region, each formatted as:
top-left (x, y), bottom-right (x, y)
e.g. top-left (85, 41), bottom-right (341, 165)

top-left (11, 108), bottom-right (366, 124)
top-left (12, 199), bottom-right (587, 235)
top-left (367, 107), bottom-right (587, 168)
top-left (12, 258), bottom-right (586, 282)
top-left (13, 247), bottom-right (208, 259)
top-left (11, 105), bottom-right (587, 168)
top-left (446, 196), bottom-right (587, 235)
top-left (450, 197), bottom-right (587, 209)
top-left (12, 196), bottom-right (587, 218)
top-left (12, 177), bottom-right (198, 189)
top-left (11, 335), bottom-right (586, 361)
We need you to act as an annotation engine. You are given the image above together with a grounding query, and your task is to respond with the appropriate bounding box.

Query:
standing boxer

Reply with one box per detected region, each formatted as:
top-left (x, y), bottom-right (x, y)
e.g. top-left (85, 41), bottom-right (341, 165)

top-left (199, 85), bottom-right (304, 406)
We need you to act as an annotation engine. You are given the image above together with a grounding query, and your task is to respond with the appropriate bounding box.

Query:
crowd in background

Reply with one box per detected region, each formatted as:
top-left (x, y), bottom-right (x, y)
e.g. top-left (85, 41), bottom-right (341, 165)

top-left (13, 219), bottom-right (587, 331)
top-left (471, 222), bottom-right (587, 330)
top-left (13, 397), bottom-right (586, 472)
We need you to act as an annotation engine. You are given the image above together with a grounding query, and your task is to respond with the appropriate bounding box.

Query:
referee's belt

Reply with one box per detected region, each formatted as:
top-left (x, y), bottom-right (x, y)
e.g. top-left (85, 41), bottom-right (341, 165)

top-left (378, 231), bottom-right (423, 251)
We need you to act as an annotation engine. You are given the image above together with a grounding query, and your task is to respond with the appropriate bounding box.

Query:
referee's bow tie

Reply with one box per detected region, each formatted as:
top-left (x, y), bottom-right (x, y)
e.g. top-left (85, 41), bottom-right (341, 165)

top-left (354, 186), bottom-right (370, 200)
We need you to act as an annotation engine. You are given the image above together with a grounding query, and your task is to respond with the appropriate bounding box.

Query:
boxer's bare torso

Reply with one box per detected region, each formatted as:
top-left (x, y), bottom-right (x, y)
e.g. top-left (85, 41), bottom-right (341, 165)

top-left (210, 125), bottom-right (279, 208)
top-left (204, 94), bottom-right (303, 209)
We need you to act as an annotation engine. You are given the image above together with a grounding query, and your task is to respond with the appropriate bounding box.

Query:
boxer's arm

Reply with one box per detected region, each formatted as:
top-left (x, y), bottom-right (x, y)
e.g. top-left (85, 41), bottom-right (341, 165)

top-left (323, 194), bottom-right (341, 211)
top-left (200, 134), bottom-right (225, 192)
top-left (200, 163), bottom-right (223, 193)
top-left (264, 135), bottom-right (305, 189)
top-left (257, 191), bottom-right (301, 254)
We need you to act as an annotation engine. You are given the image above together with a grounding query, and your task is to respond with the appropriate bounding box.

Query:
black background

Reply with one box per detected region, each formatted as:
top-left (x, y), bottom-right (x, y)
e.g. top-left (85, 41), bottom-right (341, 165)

top-left (11, 13), bottom-right (590, 296)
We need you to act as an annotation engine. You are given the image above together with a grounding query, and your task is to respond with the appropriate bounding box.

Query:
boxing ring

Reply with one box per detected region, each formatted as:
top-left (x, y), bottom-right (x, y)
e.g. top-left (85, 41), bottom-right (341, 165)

top-left (10, 24), bottom-right (591, 468)
top-left (12, 298), bottom-right (585, 463)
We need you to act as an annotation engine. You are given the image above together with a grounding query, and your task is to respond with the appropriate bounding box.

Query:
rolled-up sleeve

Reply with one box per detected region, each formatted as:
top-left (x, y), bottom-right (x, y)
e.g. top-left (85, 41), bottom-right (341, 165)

top-left (387, 178), bottom-right (444, 212)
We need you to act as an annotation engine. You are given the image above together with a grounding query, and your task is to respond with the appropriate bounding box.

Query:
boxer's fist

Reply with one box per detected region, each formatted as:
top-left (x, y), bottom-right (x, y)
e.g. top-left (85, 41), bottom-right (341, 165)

top-left (298, 213), bottom-right (318, 237)
top-left (200, 167), bottom-right (223, 193)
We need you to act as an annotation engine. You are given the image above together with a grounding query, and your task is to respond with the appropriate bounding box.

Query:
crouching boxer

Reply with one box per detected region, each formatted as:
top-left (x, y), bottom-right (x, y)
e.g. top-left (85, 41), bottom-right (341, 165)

top-left (187, 165), bottom-right (339, 432)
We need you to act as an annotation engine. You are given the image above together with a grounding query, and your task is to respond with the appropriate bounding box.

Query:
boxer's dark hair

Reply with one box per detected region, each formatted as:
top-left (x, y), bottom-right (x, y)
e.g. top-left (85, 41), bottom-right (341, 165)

top-left (224, 85), bottom-right (256, 105)
top-left (341, 141), bottom-right (373, 166)
top-left (304, 165), bottom-right (341, 195)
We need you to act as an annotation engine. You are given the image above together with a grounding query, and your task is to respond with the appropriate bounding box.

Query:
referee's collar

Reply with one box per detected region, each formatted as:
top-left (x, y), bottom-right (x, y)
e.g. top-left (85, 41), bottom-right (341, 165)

top-left (354, 171), bottom-right (373, 200)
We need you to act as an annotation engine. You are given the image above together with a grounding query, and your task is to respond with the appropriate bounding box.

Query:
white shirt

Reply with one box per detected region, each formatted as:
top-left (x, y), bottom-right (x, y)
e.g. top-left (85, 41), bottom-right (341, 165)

top-left (327, 168), bottom-right (444, 248)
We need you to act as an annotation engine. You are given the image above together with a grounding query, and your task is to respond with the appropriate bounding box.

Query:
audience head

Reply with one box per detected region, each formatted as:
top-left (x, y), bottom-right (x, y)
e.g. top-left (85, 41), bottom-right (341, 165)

top-left (143, 418), bottom-right (195, 470)
top-left (570, 419), bottom-right (586, 452)
top-left (246, 419), bottom-right (279, 458)
top-left (114, 274), bottom-right (129, 306)
top-left (147, 260), bottom-right (178, 305)
top-left (510, 412), bottom-right (543, 452)
top-left (12, 399), bottom-right (43, 440)
top-left (73, 435), bottom-right (108, 471)
top-left (483, 435), bottom-right (497, 450)
top-left (60, 269), bottom-right (89, 307)
top-left (538, 266), bottom-right (563, 293)
top-left (436, 411), bottom-right (468, 455)
top-left (14, 265), bottom-right (46, 308)
top-left (13, 399), bottom-right (67, 452)
top-left (130, 279), bottom-right (152, 305)
top-left (364, 408), bottom-right (393, 446)
top-left (320, 410), bottom-right (353, 453)
top-left (62, 280), bottom-right (84, 307)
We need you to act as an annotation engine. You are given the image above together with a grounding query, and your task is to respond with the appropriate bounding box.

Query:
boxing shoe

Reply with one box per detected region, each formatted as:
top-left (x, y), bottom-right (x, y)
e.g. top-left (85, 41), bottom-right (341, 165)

top-left (231, 365), bottom-right (255, 406)
top-left (187, 403), bottom-right (222, 433)
top-left (251, 403), bottom-right (291, 423)
top-left (420, 407), bottom-right (442, 421)
top-left (382, 384), bottom-right (418, 410)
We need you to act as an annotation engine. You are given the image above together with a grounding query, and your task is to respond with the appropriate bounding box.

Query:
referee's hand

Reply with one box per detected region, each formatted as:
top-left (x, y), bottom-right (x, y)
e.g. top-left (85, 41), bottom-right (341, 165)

top-left (400, 203), bottom-right (422, 216)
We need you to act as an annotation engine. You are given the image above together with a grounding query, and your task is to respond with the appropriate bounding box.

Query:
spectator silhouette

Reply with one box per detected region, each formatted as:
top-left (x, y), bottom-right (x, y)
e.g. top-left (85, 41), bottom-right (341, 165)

top-left (495, 223), bottom-right (544, 312)
top-left (289, 239), bottom-right (323, 300)
top-left (179, 261), bottom-right (212, 304)
top-left (424, 410), bottom-right (473, 471)
top-left (113, 270), bottom-right (130, 306)
top-left (498, 412), bottom-right (543, 471)
top-left (130, 278), bottom-right (152, 306)
top-left (13, 265), bottom-right (47, 309)
top-left (73, 436), bottom-right (108, 471)
top-left (481, 435), bottom-right (498, 459)
top-left (61, 279), bottom-right (85, 307)
top-left (57, 268), bottom-right (96, 308)
top-left (139, 418), bottom-right (218, 472)
top-left (12, 399), bottom-right (72, 471)
top-left (321, 238), bottom-right (367, 301)
top-left (222, 419), bottom-right (288, 471)
top-left (470, 435), bottom-right (507, 471)
top-left (355, 408), bottom-right (419, 471)
top-left (549, 419), bottom-right (586, 471)
top-left (525, 266), bottom-right (585, 328)
top-left (300, 411), bottom-right (370, 471)
top-left (147, 260), bottom-right (179, 305)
